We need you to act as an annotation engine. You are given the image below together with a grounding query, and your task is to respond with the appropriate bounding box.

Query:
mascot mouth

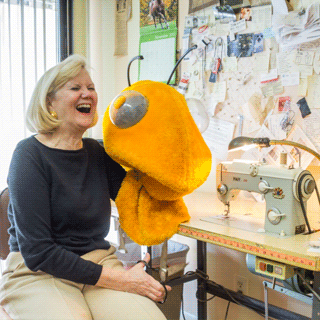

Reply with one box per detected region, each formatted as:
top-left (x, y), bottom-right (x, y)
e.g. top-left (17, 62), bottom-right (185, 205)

top-left (76, 104), bottom-right (91, 114)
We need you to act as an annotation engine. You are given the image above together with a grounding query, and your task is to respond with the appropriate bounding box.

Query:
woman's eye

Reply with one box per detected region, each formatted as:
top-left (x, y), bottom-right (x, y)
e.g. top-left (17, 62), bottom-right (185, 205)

top-left (71, 87), bottom-right (80, 91)
top-left (88, 87), bottom-right (95, 91)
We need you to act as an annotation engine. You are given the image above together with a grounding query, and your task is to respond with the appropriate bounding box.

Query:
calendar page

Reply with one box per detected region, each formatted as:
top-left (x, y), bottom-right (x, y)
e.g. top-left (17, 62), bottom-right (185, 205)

top-left (139, 31), bottom-right (177, 83)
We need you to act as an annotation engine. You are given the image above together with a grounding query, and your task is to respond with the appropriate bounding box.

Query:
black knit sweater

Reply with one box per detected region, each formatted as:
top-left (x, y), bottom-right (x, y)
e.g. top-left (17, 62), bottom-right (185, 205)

top-left (7, 136), bottom-right (126, 285)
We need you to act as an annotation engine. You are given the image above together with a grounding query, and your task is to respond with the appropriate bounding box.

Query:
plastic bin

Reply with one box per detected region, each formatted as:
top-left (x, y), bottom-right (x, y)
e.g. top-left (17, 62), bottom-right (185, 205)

top-left (116, 240), bottom-right (189, 320)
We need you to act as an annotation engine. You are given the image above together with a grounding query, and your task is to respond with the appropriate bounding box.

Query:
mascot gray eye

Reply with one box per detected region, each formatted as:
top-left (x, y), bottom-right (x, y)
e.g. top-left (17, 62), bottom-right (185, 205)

top-left (109, 90), bottom-right (149, 128)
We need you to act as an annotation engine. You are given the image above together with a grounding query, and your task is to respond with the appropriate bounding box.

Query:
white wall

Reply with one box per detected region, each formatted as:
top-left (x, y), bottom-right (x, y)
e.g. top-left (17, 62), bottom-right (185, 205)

top-left (85, 1), bottom-right (312, 319)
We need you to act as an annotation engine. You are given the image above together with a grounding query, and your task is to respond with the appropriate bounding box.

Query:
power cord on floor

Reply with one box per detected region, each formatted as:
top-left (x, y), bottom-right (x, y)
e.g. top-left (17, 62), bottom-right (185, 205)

top-left (224, 301), bottom-right (231, 320)
top-left (180, 290), bottom-right (186, 320)
top-left (183, 270), bottom-right (265, 318)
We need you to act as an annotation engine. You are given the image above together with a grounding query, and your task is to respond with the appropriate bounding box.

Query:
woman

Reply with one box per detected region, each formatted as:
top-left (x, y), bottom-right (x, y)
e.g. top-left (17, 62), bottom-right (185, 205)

top-left (0, 54), bottom-right (169, 319)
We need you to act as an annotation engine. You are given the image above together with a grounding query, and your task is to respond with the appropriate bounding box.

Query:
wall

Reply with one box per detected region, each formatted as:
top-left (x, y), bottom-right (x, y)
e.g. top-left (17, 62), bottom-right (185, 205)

top-left (82, 0), bottom-right (316, 319)
top-left (73, 1), bottom-right (87, 58)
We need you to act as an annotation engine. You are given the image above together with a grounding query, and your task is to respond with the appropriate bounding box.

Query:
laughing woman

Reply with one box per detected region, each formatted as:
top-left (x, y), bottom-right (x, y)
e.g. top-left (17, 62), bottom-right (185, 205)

top-left (0, 54), bottom-right (169, 320)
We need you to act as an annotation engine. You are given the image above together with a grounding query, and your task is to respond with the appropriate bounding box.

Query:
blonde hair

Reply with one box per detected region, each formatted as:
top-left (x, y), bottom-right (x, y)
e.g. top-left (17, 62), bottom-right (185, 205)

top-left (26, 54), bottom-right (98, 133)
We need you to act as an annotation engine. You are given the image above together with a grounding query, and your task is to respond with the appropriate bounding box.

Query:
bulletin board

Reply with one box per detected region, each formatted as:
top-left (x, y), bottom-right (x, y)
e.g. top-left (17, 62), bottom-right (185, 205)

top-left (178, 0), bottom-right (320, 168)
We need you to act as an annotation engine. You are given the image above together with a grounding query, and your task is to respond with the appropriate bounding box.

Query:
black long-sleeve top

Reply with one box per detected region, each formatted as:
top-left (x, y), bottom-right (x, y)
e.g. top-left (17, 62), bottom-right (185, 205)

top-left (7, 136), bottom-right (126, 285)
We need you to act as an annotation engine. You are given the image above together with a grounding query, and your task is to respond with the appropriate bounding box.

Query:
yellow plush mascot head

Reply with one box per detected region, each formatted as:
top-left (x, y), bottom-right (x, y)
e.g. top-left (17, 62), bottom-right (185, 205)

top-left (103, 80), bottom-right (211, 245)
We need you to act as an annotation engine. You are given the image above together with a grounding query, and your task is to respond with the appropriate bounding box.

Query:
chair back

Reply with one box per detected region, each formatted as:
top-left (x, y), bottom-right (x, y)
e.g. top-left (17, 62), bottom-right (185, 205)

top-left (0, 188), bottom-right (10, 260)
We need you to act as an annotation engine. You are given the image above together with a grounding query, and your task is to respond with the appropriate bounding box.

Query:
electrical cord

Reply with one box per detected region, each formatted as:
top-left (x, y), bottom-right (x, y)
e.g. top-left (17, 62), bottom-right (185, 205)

top-left (180, 290), bottom-right (186, 320)
top-left (127, 55), bottom-right (144, 86)
top-left (224, 301), bottom-right (231, 320)
top-left (138, 262), bottom-right (265, 317)
top-left (184, 270), bottom-right (265, 318)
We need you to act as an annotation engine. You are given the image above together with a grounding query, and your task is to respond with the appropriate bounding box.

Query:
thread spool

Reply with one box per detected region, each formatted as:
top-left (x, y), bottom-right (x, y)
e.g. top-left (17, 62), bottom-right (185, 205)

top-left (280, 152), bottom-right (287, 165)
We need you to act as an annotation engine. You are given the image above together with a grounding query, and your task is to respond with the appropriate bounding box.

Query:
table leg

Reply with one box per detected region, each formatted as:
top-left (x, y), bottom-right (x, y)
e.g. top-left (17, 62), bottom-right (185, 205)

top-left (197, 240), bottom-right (207, 320)
top-left (312, 271), bottom-right (320, 319)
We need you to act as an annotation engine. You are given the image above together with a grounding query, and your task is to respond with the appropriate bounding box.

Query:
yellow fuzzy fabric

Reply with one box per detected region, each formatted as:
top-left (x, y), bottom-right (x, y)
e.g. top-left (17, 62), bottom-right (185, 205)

top-left (103, 80), bottom-right (212, 245)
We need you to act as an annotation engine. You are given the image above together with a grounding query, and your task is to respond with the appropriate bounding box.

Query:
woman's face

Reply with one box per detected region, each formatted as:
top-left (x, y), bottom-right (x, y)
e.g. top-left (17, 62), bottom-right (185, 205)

top-left (49, 68), bottom-right (98, 133)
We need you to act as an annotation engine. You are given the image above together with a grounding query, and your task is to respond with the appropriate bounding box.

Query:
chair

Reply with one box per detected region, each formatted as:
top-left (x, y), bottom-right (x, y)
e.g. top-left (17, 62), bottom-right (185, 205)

top-left (0, 188), bottom-right (12, 319)
top-left (0, 188), bottom-right (10, 260)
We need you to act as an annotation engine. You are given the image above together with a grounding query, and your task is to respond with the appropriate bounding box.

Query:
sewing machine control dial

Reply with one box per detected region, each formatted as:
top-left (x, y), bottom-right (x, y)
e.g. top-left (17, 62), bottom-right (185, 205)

top-left (293, 172), bottom-right (315, 201)
top-left (258, 180), bottom-right (274, 193)
top-left (304, 178), bottom-right (315, 195)
top-left (217, 184), bottom-right (228, 195)
top-left (267, 208), bottom-right (285, 225)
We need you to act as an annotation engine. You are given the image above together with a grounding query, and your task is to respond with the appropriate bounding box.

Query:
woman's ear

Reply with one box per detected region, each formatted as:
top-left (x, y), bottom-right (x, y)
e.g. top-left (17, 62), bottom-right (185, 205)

top-left (46, 97), bottom-right (57, 118)
top-left (46, 96), bottom-right (53, 110)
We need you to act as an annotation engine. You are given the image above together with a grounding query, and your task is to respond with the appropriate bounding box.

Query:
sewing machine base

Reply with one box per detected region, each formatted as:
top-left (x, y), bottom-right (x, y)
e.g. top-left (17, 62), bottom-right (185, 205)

top-left (201, 214), bottom-right (319, 238)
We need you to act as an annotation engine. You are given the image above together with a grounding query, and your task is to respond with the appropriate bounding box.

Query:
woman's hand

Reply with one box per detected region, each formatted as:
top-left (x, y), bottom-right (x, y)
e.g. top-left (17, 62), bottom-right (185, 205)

top-left (96, 253), bottom-right (171, 303)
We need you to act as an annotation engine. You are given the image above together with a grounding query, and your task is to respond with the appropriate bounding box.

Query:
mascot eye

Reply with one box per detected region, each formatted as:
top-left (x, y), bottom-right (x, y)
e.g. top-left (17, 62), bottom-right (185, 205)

top-left (109, 90), bottom-right (149, 128)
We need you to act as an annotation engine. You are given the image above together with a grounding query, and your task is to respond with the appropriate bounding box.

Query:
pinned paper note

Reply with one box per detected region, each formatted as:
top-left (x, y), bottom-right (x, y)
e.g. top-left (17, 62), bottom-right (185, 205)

top-left (202, 118), bottom-right (235, 161)
top-left (222, 57), bottom-right (237, 72)
top-left (314, 50), bottom-right (320, 74)
top-left (307, 75), bottom-right (320, 108)
top-left (281, 72), bottom-right (300, 86)
top-left (295, 50), bottom-right (315, 66)
top-left (299, 65), bottom-right (313, 79)
top-left (260, 68), bottom-right (278, 83)
top-left (304, 109), bottom-right (320, 152)
top-left (261, 80), bottom-right (283, 97)
top-left (230, 19), bottom-right (246, 34)
top-left (253, 50), bottom-right (270, 75)
top-left (273, 3), bottom-right (320, 48)
top-left (278, 96), bottom-right (291, 112)
top-left (252, 5), bottom-right (272, 31)
top-left (211, 81), bottom-right (227, 103)
top-left (271, 0), bottom-right (288, 15)
top-left (276, 51), bottom-right (299, 75)
top-left (298, 78), bottom-right (308, 96)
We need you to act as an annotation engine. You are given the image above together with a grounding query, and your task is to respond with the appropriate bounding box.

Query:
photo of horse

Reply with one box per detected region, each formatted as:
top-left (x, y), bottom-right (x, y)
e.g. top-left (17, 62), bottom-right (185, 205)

top-left (140, 0), bottom-right (177, 33)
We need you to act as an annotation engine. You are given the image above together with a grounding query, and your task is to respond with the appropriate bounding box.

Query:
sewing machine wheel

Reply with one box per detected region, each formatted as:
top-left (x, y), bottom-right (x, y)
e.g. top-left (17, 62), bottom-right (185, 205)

top-left (283, 269), bottom-right (313, 295)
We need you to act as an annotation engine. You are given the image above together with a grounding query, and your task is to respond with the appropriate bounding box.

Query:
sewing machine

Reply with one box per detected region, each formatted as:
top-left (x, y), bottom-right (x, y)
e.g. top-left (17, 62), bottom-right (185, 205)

top-left (215, 158), bottom-right (316, 237)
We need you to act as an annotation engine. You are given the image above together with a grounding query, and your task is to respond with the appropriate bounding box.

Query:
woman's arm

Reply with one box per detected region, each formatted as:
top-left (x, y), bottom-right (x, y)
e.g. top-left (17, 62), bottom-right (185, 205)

top-left (96, 253), bottom-right (171, 303)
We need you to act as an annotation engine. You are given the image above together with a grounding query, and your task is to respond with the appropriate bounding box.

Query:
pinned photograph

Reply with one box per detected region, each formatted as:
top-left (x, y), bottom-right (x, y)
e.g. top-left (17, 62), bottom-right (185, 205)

top-left (212, 5), bottom-right (236, 24)
top-left (240, 7), bottom-right (252, 21)
top-left (228, 33), bottom-right (254, 57)
top-left (253, 33), bottom-right (264, 53)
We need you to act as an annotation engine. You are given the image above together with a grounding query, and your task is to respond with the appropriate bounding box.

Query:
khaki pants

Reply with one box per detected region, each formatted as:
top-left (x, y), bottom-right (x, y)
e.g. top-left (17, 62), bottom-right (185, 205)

top-left (0, 248), bottom-right (167, 320)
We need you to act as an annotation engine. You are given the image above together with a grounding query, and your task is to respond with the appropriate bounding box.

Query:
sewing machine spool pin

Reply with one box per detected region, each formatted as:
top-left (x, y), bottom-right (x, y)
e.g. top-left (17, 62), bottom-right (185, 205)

top-left (224, 202), bottom-right (230, 216)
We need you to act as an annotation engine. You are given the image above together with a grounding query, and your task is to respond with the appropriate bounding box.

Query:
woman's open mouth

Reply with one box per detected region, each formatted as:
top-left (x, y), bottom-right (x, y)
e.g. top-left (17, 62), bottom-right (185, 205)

top-left (76, 104), bottom-right (91, 114)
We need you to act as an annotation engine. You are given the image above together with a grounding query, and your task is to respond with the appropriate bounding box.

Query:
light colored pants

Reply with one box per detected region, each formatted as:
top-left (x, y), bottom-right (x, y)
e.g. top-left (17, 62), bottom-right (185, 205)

top-left (0, 248), bottom-right (167, 320)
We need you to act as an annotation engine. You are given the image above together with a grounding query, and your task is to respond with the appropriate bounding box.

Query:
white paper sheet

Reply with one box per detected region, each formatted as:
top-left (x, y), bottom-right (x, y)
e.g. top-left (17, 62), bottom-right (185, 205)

top-left (251, 5), bottom-right (272, 31)
top-left (303, 109), bottom-right (320, 152)
top-left (276, 51), bottom-right (299, 75)
top-left (202, 118), bottom-right (235, 161)
top-left (222, 57), bottom-right (238, 72)
top-left (211, 81), bottom-right (226, 103)
top-left (271, 0), bottom-right (288, 15)
top-left (281, 72), bottom-right (300, 86)
top-left (253, 50), bottom-right (270, 75)
top-left (306, 75), bottom-right (320, 108)
top-left (230, 19), bottom-right (246, 34)
top-left (267, 114), bottom-right (287, 140)
top-left (273, 3), bottom-right (320, 48)
top-left (260, 68), bottom-right (278, 83)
